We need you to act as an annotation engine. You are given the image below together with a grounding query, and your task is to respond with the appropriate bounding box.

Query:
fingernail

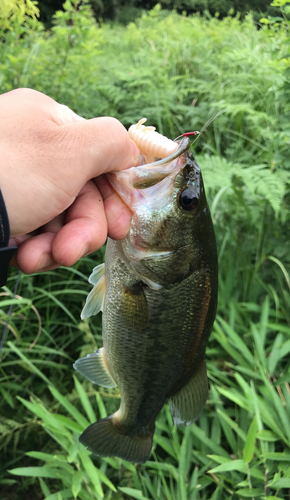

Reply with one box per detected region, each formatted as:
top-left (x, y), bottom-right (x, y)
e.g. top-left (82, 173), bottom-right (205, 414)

top-left (58, 104), bottom-right (85, 123)
top-left (35, 254), bottom-right (50, 272)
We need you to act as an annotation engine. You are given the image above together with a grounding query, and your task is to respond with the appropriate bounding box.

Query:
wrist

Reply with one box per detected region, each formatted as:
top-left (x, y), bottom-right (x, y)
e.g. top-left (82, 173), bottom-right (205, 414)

top-left (0, 189), bottom-right (18, 286)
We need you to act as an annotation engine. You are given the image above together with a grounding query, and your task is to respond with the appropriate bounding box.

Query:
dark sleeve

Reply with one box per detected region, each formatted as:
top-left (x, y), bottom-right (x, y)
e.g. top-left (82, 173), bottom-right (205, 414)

top-left (0, 189), bottom-right (18, 287)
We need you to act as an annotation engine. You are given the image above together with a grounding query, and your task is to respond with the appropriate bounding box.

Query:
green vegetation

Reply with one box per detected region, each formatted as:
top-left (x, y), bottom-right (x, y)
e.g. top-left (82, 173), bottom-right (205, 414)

top-left (1, 1), bottom-right (290, 499)
top-left (36, 0), bottom-right (279, 26)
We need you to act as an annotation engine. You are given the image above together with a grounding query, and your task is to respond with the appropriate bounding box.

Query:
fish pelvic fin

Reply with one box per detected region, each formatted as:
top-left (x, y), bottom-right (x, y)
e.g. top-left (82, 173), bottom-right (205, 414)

top-left (170, 359), bottom-right (208, 427)
top-left (81, 264), bottom-right (106, 320)
top-left (73, 348), bottom-right (116, 388)
top-left (79, 414), bottom-right (154, 464)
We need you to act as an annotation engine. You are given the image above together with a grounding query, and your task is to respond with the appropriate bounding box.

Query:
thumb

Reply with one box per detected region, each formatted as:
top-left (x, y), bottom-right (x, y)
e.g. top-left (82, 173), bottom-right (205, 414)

top-left (61, 116), bottom-right (140, 183)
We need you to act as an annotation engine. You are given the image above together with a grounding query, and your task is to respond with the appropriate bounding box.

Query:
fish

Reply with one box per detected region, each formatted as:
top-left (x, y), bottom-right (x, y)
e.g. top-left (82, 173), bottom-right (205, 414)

top-left (73, 121), bottom-right (218, 464)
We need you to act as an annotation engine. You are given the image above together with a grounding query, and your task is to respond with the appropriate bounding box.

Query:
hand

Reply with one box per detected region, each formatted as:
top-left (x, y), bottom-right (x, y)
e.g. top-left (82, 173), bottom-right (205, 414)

top-left (0, 89), bottom-right (139, 274)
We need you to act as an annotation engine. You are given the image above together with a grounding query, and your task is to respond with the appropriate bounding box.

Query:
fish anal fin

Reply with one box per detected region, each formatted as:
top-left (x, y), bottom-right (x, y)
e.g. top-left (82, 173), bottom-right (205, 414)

top-left (73, 348), bottom-right (116, 388)
top-left (79, 413), bottom-right (154, 464)
top-left (170, 360), bottom-right (208, 427)
top-left (81, 273), bottom-right (106, 320)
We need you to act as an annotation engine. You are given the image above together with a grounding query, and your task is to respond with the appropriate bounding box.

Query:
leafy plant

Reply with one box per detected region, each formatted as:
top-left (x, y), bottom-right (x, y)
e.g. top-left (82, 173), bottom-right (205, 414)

top-left (0, 0), bottom-right (39, 30)
top-left (1, 2), bottom-right (290, 499)
top-left (7, 303), bottom-right (290, 499)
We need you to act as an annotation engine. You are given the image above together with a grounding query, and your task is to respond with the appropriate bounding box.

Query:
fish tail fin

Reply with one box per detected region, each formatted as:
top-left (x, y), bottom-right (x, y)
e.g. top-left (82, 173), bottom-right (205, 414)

top-left (79, 414), bottom-right (154, 464)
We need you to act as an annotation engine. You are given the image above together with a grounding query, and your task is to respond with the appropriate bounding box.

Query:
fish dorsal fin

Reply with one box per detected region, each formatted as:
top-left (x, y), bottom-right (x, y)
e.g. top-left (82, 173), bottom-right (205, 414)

top-left (88, 263), bottom-right (105, 285)
top-left (73, 348), bottom-right (116, 388)
top-left (170, 360), bottom-right (208, 427)
top-left (81, 265), bottom-right (106, 320)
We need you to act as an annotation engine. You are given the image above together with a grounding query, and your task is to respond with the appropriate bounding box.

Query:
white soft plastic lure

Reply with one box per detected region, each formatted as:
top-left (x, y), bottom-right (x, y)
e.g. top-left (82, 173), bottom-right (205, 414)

top-left (128, 118), bottom-right (178, 159)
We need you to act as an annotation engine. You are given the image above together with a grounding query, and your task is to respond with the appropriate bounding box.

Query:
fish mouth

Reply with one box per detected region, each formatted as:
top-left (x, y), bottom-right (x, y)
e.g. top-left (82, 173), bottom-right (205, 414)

top-left (106, 138), bottom-right (190, 210)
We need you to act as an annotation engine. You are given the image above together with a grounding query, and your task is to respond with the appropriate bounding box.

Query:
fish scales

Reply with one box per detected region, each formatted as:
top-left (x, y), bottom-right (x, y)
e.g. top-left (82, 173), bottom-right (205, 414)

top-left (74, 125), bottom-right (218, 463)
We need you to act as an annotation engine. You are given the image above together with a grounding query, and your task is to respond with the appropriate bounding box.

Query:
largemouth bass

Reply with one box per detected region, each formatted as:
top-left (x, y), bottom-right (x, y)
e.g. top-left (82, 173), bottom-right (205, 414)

top-left (74, 124), bottom-right (218, 464)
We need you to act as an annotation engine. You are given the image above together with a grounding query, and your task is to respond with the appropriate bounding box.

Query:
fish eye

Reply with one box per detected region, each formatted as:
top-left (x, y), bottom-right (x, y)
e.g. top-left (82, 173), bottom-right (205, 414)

top-left (179, 187), bottom-right (199, 211)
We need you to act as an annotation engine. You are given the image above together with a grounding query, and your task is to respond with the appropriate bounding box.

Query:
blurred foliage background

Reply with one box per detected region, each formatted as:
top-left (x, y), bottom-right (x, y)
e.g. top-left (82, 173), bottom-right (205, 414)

top-left (36, 0), bottom-right (281, 25)
top-left (1, 0), bottom-right (290, 499)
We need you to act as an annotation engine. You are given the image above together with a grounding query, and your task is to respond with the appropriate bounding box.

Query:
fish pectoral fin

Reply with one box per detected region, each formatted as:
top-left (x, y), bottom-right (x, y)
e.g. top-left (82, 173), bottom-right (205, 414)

top-left (73, 348), bottom-right (116, 388)
top-left (88, 263), bottom-right (105, 285)
top-left (121, 283), bottom-right (148, 330)
top-left (81, 271), bottom-right (106, 320)
top-left (170, 360), bottom-right (208, 427)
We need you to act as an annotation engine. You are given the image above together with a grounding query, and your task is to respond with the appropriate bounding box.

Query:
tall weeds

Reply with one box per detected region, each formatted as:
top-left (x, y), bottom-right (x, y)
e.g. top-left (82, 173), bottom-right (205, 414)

top-left (0, 2), bottom-right (289, 499)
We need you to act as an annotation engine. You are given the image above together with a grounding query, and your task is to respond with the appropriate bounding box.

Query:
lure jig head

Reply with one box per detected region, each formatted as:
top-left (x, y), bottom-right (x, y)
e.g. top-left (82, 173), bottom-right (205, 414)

top-left (174, 110), bottom-right (224, 145)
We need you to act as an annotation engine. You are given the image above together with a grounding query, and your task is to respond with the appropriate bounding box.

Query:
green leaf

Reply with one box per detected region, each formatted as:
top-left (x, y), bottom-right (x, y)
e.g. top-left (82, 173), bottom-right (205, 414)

top-left (17, 397), bottom-right (70, 437)
top-left (73, 375), bottom-right (96, 424)
top-left (271, 478), bottom-right (290, 488)
top-left (96, 392), bottom-right (107, 419)
top-left (8, 342), bottom-right (50, 384)
top-left (49, 386), bottom-right (89, 429)
top-left (267, 333), bottom-right (284, 375)
top-left (267, 256), bottom-right (290, 292)
top-left (79, 450), bottom-right (103, 498)
top-left (179, 426), bottom-right (191, 478)
top-left (146, 461), bottom-right (178, 480)
top-left (153, 434), bottom-right (176, 459)
top-left (39, 478), bottom-right (51, 498)
top-left (256, 430), bottom-right (279, 442)
top-left (216, 410), bottom-right (237, 452)
top-left (265, 497), bottom-right (285, 500)
top-left (216, 410), bottom-right (246, 443)
top-left (263, 452), bottom-right (290, 461)
top-left (249, 467), bottom-right (265, 481)
top-left (26, 452), bottom-right (55, 462)
top-left (215, 318), bottom-right (255, 367)
top-left (235, 488), bottom-right (264, 497)
top-left (44, 489), bottom-right (73, 500)
top-left (71, 470), bottom-right (85, 499)
top-left (67, 439), bottom-right (79, 464)
top-left (118, 487), bottom-right (151, 500)
top-left (243, 416), bottom-right (258, 463)
top-left (96, 468), bottom-right (117, 493)
top-left (33, 287), bottom-right (78, 323)
top-left (207, 455), bottom-right (230, 464)
top-left (53, 414), bottom-right (83, 433)
top-left (9, 467), bottom-right (61, 478)
top-left (209, 459), bottom-right (246, 473)
top-left (216, 387), bottom-right (249, 411)
top-left (0, 298), bottom-right (31, 308)
top-left (191, 424), bottom-right (230, 457)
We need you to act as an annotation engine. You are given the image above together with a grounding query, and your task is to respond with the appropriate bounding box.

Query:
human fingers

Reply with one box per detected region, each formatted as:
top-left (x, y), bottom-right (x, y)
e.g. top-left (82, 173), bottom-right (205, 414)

top-left (96, 175), bottom-right (132, 240)
top-left (51, 181), bottom-right (107, 267)
top-left (12, 215), bottom-right (65, 273)
top-left (14, 232), bottom-right (59, 274)
top-left (12, 181), bottom-right (107, 272)
top-left (0, 89), bottom-right (140, 238)
top-left (58, 117), bottom-right (140, 185)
